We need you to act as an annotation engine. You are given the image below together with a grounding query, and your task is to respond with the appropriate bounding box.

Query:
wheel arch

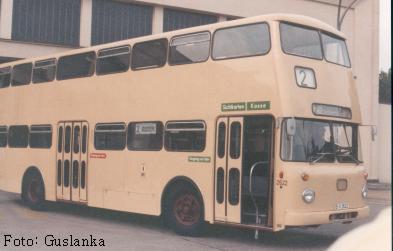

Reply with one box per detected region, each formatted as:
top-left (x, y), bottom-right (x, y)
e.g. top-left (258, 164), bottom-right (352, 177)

top-left (21, 166), bottom-right (46, 200)
top-left (160, 176), bottom-right (205, 217)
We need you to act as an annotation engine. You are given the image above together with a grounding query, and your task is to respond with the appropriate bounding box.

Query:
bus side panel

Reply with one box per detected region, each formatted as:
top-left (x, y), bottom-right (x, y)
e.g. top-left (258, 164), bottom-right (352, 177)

top-left (0, 148), bottom-right (56, 202)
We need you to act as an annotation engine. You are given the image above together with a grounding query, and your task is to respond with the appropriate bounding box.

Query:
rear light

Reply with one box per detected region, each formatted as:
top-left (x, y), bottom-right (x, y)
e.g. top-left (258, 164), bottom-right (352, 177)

top-left (301, 173), bottom-right (309, 181)
top-left (363, 172), bottom-right (368, 180)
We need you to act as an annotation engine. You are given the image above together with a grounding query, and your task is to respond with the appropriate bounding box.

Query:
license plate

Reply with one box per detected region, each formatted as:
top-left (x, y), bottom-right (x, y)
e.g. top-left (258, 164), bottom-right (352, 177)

top-left (336, 202), bottom-right (349, 210)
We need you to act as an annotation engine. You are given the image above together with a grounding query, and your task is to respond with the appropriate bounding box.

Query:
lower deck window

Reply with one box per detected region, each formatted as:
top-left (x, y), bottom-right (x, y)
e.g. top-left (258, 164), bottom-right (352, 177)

top-left (30, 125), bottom-right (52, 148)
top-left (164, 121), bottom-right (206, 152)
top-left (0, 67), bottom-right (11, 88)
top-left (94, 123), bottom-right (126, 150)
top-left (127, 122), bottom-right (163, 151)
top-left (8, 125), bottom-right (29, 148)
top-left (0, 126), bottom-right (7, 147)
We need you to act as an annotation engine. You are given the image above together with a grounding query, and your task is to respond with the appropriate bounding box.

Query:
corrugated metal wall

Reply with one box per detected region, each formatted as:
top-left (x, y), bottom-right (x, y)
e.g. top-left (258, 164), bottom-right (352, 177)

top-left (91, 0), bottom-right (153, 45)
top-left (163, 8), bottom-right (218, 32)
top-left (12, 0), bottom-right (81, 47)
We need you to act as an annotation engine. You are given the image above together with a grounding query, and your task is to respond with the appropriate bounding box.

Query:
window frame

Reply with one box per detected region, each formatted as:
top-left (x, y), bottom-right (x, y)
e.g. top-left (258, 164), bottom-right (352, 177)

top-left (96, 45), bottom-right (131, 75)
top-left (211, 22), bottom-right (271, 61)
top-left (94, 122), bottom-right (127, 151)
top-left (127, 121), bottom-right (164, 151)
top-left (131, 38), bottom-right (168, 71)
top-left (57, 51), bottom-right (96, 80)
top-left (164, 120), bottom-right (207, 152)
top-left (32, 58), bottom-right (57, 84)
top-left (11, 62), bottom-right (33, 86)
top-left (168, 31), bottom-right (211, 66)
top-left (29, 124), bottom-right (53, 149)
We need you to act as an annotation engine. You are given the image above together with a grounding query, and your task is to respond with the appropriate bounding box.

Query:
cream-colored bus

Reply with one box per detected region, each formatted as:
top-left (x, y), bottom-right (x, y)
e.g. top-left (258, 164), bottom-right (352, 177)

top-left (0, 14), bottom-right (369, 236)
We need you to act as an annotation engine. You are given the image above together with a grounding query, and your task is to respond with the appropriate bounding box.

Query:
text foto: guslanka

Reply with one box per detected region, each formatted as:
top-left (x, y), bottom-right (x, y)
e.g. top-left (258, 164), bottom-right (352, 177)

top-left (2, 234), bottom-right (106, 247)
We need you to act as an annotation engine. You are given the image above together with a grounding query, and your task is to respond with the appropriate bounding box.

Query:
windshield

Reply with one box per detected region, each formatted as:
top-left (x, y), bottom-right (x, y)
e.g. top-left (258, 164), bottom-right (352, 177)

top-left (280, 22), bottom-right (351, 67)
top-left (281, 118), bottom-right (362, 163)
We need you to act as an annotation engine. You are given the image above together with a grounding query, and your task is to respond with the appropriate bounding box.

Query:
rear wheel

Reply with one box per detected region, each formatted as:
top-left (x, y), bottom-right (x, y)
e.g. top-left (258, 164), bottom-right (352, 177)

top-left (165, 186), bottom-right (204, 236)
top-left (22, 171), bottom-right (45, 210)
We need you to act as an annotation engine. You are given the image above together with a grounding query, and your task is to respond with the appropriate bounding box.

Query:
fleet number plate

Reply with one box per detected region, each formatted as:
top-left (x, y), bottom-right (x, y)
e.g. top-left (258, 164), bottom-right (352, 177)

top-left (336, 202), bottom-right (349, 210)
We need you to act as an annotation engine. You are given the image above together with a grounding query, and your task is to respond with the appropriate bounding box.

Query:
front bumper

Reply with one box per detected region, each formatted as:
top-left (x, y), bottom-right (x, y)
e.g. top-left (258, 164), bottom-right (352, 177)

top-left (284, 205), bottom-right (370, 226)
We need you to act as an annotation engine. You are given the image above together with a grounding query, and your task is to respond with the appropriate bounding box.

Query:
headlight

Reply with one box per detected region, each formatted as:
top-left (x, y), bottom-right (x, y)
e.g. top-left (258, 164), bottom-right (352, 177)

top-left (295, 66), bottom-right (316, 88)
top-left (361, 185), bottom-right (368, 198)
top-left (302, 189), bottom-right (315, 203)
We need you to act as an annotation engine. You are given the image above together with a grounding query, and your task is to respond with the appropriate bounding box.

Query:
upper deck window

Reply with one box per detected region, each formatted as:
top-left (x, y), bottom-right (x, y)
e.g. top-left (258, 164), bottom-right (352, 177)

top-left (212, 23), bottom-right (270, 60)
top-left (131, 39), bottom-right (167, 70)
top-left (97, 46), bottom-right (131, 75)
top-left (169, 32), bottom-right (210, 65)
top-left (0, 67), bottom-right (11, 89)
top-left (280, 23), bottom-right (323, 60)
top-left (33, 59), bottom-right (56, 84)
top-left (11, 63), bottom-right (32, 86)
top-left (321, 33), bottom-right (351, 67)
top-left (57, 51), bottom-right (96, 80)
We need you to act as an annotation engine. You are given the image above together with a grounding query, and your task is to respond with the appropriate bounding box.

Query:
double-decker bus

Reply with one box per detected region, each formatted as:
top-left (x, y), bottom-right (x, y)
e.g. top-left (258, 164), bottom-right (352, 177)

top-left (0, 14), bottom-right (369, 236)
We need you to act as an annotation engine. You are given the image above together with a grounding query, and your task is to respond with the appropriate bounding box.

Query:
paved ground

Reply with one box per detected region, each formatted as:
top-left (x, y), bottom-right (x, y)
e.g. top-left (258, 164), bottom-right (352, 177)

top-left (0, 189), bottom-right (390, 251)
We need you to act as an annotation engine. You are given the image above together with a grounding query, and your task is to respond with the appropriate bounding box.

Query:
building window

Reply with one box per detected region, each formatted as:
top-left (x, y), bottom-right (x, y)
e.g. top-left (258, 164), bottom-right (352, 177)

top-left (164, 121), bottom-right (206, 152)
top-left (164, 8), bottom-right (217, 32)
top-left (212, 23), bottom-right (270, 60)
top-left (97, 46), bottom-right (131, 75)
top-left (11, 63), bottom-right (32, 86)
top-left (127, 122), bottom-right (163, 151)
top-left (0, 126), bottom-right (7, 147)
top-left (57, 52), bottom-right (96, 80)
top-left (94, 123), bottom-right (126, 150)
top-left (8, 125), bottom-right (29, 148)
top-left (33, 59), bottom-right (56, 84)
top-left (169, 32), bottom-right (211, 65)
top-left (131, 39), bottom-right (168, 70)
top-left (12, 0), bottom-right (81, 46)
top-left (0, 67), bottom-right (11, 89)
top-left (29, 125), bottom-right (52, 149)
top-left (91, 0), bottom-right (153, 45)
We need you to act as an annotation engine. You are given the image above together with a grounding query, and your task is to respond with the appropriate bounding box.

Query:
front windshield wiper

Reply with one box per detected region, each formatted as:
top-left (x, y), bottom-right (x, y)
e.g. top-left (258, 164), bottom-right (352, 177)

top-left (335, 145), bottom-right (361, 165)
top-left (309, 152), bottom-right (335, 164)
top-left (335, 152), bottom-right (361, 165)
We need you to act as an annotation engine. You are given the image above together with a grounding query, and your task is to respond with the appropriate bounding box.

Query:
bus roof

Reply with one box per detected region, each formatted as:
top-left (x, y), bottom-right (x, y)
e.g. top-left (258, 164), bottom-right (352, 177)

top-left (0, 13), bottom-right (345, 67)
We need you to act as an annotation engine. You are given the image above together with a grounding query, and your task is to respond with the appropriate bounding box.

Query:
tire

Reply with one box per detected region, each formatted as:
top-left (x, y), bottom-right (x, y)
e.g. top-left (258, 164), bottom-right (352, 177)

top-left (164, 186), bottom-right (204, 236)
top-left (22, 171), bottom-right (45, 210)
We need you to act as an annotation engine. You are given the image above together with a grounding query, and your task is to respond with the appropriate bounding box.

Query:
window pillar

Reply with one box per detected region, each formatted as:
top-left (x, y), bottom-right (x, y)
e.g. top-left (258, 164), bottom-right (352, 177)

top-left (218, 16), bottom-right (227, 22)
top-left (0, 0), bottom-right (13, 39)
top-left (152, 6), bottom-right (164, 34)
top-left (80, 0), bottom-right (93, 47)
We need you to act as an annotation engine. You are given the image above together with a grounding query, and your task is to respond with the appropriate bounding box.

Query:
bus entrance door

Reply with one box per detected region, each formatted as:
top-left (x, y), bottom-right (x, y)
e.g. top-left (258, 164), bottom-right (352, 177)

top-left (56, 121), bottom-right (88, 203)
top-left (214, 117), bottom-right (243, 223)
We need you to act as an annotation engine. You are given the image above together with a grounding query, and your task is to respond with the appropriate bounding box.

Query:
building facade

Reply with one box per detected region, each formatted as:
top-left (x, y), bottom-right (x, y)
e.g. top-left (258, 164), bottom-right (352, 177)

top-left (0, 0), bottom-right (389, 183)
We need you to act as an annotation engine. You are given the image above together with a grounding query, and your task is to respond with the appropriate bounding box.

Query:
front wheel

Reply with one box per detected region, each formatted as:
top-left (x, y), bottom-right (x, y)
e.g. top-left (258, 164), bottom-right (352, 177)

top-left (22, 172), bottom-right (45, 210)
top-left (165, 187), bottom-right (204, 236)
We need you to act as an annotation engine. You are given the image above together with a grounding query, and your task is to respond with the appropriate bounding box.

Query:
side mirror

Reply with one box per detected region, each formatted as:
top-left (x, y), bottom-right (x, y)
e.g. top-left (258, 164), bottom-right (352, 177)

top-left (286, 118), bottom-right (296, 136)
